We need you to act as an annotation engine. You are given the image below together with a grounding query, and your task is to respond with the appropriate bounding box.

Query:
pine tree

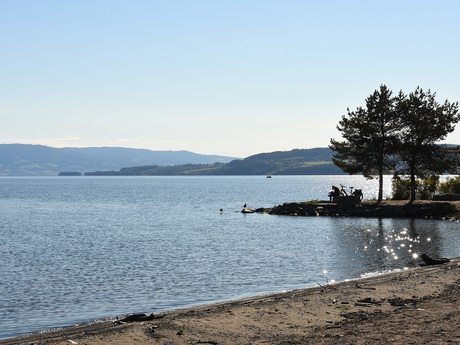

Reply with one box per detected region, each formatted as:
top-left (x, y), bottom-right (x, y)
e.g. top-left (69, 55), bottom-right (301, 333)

top-left (329, 85), bottom-right (399, 202)
top-left (394, 87), bottom-right (460, 201)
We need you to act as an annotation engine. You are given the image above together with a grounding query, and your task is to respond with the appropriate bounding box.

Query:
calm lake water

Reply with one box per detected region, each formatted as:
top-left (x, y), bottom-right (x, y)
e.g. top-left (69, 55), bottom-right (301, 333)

top-left (1, 175), bottom-right (460, 339)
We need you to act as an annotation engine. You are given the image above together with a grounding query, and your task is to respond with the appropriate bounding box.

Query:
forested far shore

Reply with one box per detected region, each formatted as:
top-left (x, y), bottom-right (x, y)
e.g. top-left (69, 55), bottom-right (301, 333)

top-left (84, 161), bottom-right (345, 176)
top-left (80, 148), bottom-right (344, 175)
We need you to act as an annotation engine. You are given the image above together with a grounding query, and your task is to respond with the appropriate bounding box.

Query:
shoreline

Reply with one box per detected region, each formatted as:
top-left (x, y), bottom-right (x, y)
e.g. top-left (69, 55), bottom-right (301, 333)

top-left (254, 199), bottom-right (460, 219)
top-left (2, 257), bottom-right (459, 344)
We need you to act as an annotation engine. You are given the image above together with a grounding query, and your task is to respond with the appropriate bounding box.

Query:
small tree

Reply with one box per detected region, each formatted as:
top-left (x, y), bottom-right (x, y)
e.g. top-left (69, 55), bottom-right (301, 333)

top-left (394, 87), bottom-right (460, 202)
top-left (391, 177), bottom-right (412, 200)
top-left (329, 85), bottom-right (399, 202)
top-left (439, 175), bottom-right (460, 195)
top-left (418, 175), bottom-right (440, 200)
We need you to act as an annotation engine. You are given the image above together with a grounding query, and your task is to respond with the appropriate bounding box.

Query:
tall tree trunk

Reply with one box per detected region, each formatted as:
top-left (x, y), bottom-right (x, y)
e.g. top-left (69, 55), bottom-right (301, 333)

top-left (410, 162), bottom-right (416, 202)
top-left (378, 169), bottom-right (383, 203)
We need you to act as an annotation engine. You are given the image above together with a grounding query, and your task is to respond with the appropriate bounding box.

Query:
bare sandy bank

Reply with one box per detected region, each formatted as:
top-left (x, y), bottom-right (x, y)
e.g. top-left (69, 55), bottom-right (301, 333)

top-left (1, 257), bottom-right (459, 345)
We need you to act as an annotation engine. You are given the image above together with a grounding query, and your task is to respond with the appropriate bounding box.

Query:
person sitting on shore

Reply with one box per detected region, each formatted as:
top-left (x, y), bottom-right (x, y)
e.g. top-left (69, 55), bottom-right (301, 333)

top-left (328, 185), bottom-right (340, 202)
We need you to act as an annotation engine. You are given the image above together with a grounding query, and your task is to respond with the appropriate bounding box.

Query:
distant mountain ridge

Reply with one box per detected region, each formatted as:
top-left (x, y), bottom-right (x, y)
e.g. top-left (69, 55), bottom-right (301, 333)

top-left (86, 148), bottom-right (345, 176)
top-left (0, 144), bottom-right (238, 176)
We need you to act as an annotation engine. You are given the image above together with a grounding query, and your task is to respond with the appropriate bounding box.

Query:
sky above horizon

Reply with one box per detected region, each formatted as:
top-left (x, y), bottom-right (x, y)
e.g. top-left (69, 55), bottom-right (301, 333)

top-left (1, 1), bottom-right (460, 158)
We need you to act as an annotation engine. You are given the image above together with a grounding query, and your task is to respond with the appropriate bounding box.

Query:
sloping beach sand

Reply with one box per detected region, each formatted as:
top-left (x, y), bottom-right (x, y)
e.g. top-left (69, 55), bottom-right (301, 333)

top-left (1, 257), bottom-right (459, 345)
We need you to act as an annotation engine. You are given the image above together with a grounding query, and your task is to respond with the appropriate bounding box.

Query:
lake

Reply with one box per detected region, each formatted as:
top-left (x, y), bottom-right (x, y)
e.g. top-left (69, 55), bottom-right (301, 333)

top-left (1, 175), bottom-right (460, 339)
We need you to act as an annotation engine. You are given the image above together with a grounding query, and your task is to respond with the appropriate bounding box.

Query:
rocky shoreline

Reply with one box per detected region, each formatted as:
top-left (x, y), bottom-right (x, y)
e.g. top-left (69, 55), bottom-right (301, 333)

top-left (251, 199), bottom-right (460, 219)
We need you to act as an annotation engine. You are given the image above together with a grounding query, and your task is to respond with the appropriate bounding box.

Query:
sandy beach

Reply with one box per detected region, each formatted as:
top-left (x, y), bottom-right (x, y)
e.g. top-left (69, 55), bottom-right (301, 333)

top-left (1, 257), bottom-right (459, 345)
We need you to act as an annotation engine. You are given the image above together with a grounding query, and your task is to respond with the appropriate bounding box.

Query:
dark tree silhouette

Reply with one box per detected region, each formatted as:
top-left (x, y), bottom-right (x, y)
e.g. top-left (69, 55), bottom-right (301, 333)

top-left (329, 85), bottom-right (399, 202)
top-left (394, 87), bottom-right (460, 201)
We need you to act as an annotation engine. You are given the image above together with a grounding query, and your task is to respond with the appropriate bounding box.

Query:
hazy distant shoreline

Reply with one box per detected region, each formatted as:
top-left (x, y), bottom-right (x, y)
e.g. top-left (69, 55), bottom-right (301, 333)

top-left (0, 144), bottom-right (345, 176)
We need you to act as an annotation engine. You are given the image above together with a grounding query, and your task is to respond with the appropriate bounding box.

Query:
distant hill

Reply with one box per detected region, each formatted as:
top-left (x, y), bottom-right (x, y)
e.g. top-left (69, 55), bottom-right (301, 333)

top-left (86, 148), bottom-right (346, 176)
top-left (0, 144), bottom-right (238, 176)
top-left (219, 148), bottom-right (341, 175)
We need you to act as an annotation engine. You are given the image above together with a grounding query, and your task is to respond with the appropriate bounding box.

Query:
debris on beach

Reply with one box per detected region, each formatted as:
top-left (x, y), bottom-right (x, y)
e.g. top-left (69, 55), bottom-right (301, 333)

top-left (420, 253), bottom-right (451, 266)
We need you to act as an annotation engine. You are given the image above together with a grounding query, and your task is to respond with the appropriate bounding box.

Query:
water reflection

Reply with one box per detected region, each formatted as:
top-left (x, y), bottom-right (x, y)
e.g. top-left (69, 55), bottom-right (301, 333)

top-left (1, 176), bottom-right (460, 340)
top-left (324, 217), bottom-right (454, 281)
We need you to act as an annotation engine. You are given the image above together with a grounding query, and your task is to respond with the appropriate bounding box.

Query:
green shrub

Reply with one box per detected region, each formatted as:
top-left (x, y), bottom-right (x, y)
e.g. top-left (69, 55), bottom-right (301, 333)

top-left (418, 175), bottom-right (439, 200)
top-left (439, 176), bottom-right (460, 195)
top-left (392, 175), bottom-right (439, 200)
top-left (392, 177), bottom-right (412, 200)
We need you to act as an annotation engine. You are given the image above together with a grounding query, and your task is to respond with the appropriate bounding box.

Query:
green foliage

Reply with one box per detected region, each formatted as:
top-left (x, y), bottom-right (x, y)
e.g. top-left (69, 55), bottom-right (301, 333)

top-left (418, 175), bottom-right (440, 200)
top-left (302, 200), bottom-right (319, 205)
top-left (439, 176), bottom-right (460, 194)
top-left (332, 85), bottom-right (460, 202)
top-left (394, 87), bottom-right (460, 200)
top-left (392, 178), bottom-right (412, 200)
top-left (330, 85), bottom-right (400, 202)
top-left (84, 148), bottom-right (345, 176)
top-left (392, 175), bottom-right (440, 200)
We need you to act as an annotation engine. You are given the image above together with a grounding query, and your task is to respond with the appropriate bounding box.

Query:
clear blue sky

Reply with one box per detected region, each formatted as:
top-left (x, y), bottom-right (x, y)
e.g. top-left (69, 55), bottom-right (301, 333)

top-left (1, 0), bottom-right (459, 157)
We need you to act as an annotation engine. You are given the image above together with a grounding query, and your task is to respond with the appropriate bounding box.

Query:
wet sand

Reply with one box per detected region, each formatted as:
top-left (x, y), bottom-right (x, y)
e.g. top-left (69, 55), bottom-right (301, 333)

top-left (1, 257), bottom-right (459, 345)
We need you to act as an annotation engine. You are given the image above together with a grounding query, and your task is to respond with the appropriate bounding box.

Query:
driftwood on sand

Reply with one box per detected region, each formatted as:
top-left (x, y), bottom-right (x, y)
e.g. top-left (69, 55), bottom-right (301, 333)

top-left (420, 253), bottom-right (451, 265)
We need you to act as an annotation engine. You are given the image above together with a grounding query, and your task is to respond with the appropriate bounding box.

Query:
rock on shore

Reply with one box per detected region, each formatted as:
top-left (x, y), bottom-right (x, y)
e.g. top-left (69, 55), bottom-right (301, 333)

top-left (255, 200), bottom-right (460, 219)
